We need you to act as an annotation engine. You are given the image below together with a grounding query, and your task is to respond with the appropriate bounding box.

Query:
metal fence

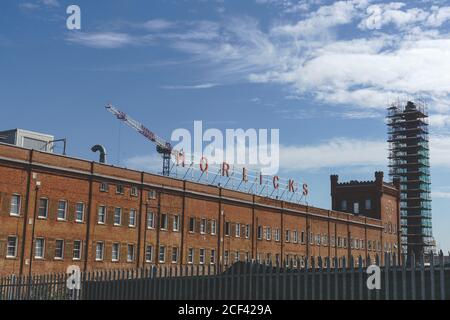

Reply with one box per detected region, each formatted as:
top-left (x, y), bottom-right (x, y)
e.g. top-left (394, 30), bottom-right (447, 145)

top-left (1, 252), bottom-right (449, 300)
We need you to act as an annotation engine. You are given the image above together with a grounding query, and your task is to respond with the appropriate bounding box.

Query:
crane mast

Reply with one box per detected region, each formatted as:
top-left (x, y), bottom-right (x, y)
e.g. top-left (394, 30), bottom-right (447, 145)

top-left (105, 104), bottom-right (175, 176)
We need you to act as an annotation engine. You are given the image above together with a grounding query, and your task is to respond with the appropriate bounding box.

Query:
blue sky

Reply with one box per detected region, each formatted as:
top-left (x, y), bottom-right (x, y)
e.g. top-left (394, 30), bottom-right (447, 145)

top-left (1, 0), bottom-right (450, 251)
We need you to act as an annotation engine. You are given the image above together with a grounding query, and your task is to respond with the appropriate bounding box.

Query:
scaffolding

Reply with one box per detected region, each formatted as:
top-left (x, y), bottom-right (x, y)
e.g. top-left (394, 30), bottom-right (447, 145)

top-left (387, 100), bottom-right (433, 255)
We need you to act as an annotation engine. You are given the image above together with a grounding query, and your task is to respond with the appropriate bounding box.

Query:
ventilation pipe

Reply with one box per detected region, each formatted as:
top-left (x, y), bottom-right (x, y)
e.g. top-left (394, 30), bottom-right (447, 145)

top-left (91, 145), bottom-right (107, 163)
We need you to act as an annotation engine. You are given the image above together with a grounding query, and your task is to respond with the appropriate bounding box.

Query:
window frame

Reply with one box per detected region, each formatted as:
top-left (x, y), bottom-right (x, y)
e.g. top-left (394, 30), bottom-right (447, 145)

top-left (73, 240), bottom-right (82, 261)
top-left (37, 198), bottom-right (49, 219)
top-left (6, 235), bottom-right (18, 258)
top-left (159, 245), bottom-right (166, 263)
top-left (54, 239), bottom-right (65, 260)
top-left (173, 215), bottom-right (180, 231)
top-left (112, 243), bottom-right (120, 262)
top-left (95, 242), bottom-right (104, 261)
top-left (98, 205), bottom-right (107, 224)
top-left (10, 194), bottom-right (21, 216)
top-left (127, 244), bottom-right (135, 262)
top-left (145, 245), bottom-right (153, 263)
top-left (57, 200), bottom-right (67, 221)
top-left (75, 202), bottom-right (85, 223)
top-left (129, 209), bottom-right (137, 228)
top-left (171, 247), bottom-right (179, 264)
top-left (35, 238), bottom-right (45, 259)
top-left (113, 207), bottom-right (122, 226)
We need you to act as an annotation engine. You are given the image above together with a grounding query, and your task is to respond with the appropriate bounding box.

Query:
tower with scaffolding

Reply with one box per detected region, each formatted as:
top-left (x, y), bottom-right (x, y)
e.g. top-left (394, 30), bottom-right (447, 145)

top-left (387, 100), bottom-right (434, 255)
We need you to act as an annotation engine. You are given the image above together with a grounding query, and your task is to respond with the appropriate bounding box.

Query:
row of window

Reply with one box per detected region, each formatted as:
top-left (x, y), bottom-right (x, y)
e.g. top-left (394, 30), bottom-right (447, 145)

top-left (5, 235), bottom-right (397, 264)
top-left (6, 236), bottom-right (82, 260)
top-left (341, 199), bottom-right (372, 214)
top-left (99, 182), bottom-right (156, 200)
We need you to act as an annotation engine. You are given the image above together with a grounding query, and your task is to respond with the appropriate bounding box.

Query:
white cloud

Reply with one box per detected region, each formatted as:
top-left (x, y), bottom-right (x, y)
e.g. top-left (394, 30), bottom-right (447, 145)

top-left (66, 32), bottom-right (153, 49)
top-left (279, 138), bottom-right (387, 171)
top-left (142, 19), bottom-right (175, 31)
top-left (41, 0), bottom-right (59, 7)
top-left (123, 154), bottom-right (164, 173)
top-left (432, 191), bottom-right (450, 199)
top-left (161, 83), bottom-right (218, 90)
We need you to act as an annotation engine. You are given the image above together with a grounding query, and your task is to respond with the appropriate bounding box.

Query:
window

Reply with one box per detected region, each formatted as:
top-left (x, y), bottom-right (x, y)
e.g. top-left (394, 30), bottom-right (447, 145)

top-left (235, 251), bottom-right (240, 262)
top-left (245, 252), bottom-right (250, 262)
top-left (235, 223), bottom-right (241, 238)
top-left (38, 198), bottom-right (48, 218)
top-left (188, 248), bottom-right (194, 264)
top-left (112, 243), bottom-right (120, 261)
top-left (293, 230), bottom-right (298, 243)
top-left (6, 236), bottom-right (18, 258)
top-left (98, 206), bottom-right (106, 224)
top-left (341, 200), bottom-right (347, 211)
top-left (127, 244), bottom-right (135, 262)
top-left (73, 240), bottom-right (82, 260)
top-left (129, 209), bottom-right (136, 227)
top-left (114, 208), bottom-right (122, 226)
top-left (353, 202), bottom-right (360, 214)
top-left (257, 225), bottom-right (262, 240)
top-left (10, 194), bottom-right (21, 216)
top-left (189, 217), bottom-right (195, 233)
top-left (275, 229), bottom-right (280, 242)
top-left (35, 238), bottom-right (45, 259)
top-left (160, 214), bottom-right (168, 230)
top-left (57, 200), bottom-right (67, 220)
top-left (199, 248), bottom-right (205, 264)
top-left (173, 215), bottom-right (180, 231)
top-left (95, 242), bottom-right (104, 261)
top-left (266, 227), bottom-right (271, 241)
top-left (310, 232), bottom-right (314, 245)
top-left (365, 199), bottom-right (372, 210)
top-left (145, 245), bottom-right (153, 263)
top-left (172, 247), bottom-right (179, 263)
top-left (100, 182), bottom-right (109, 192)
top-left (159, 246), bottom-right (166, 263)
top-left (148, 190), bottom-right (156, 200)
top-left (210, 249), bottom-right (216, 264)
top-left (224, 251), bottom-right (229, 265)
top-left (147, 212), bottom-right (155, 229)
top-left (75, 203), bottom-right (84, 222)
top-left (211, 220), bottom-right (217, 235)
top-left (225, 222), bottom-right (231, 236)
top-left (285, 230), bottom-right (290, 243)
top-left (301, 231), bottom-right (305, 244)
top-left (116, 184), bottom-right (124, 194)
top-left (54, 240), bottom-right (64, 260)
top-left (200, 218), bottom-right (207, 234)
top-left (245, 224), bottom-right (250, 239)
top-left (131, 186), bottom-right (138, 197)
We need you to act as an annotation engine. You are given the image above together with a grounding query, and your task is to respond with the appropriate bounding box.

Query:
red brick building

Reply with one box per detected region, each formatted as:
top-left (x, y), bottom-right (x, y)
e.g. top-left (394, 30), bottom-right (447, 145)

top-left (0, 143), bottom-right (400, 276)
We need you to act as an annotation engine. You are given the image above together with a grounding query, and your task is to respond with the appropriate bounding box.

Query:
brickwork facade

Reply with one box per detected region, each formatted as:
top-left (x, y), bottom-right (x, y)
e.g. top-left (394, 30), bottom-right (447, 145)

top-left (0, 143), bottom-right (400, 276)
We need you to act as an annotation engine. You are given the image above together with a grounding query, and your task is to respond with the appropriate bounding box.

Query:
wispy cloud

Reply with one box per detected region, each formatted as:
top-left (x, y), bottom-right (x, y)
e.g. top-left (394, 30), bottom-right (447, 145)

top-left (161, 83), bottom-right (218, 90)
top-left (66, 32), bottom-right (153, 49)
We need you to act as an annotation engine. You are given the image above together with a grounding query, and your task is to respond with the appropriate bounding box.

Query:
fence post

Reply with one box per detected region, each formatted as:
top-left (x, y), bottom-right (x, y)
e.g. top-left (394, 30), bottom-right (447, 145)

top-left (311, 256), bottom-right (315, 300)
top-left (420, 254), bottom-right (426, 300)
top-left (392, 253), bottom-right (397, 300)
top-left (411, 253), bottom-right (416, 300)
top-left (333, 257), bottom-right (338, 300)
top-left (401, 253), bottom-right (407, 300)
top-left (430, 251), bottom-right (435, 300)
top-left (384, 252), bottom-right (390, 300)
top-left (439, 251), bottom-right (445, 300)
top-left (350, 255), bottom-right (354, 300)
top-left (342, 256), bottom-right (347, 300)
top-left (358, 256), bottom-right (363, 300)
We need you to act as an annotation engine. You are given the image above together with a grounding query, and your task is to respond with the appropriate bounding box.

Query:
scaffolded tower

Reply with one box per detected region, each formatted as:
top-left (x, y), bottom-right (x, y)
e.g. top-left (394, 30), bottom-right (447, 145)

top-left (387, 100), bottom-right (432, 255)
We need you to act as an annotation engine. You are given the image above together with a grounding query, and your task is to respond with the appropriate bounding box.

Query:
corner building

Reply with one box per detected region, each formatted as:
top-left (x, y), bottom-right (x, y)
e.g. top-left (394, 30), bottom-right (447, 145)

top-left (0, 143), bottom-right (400, 276)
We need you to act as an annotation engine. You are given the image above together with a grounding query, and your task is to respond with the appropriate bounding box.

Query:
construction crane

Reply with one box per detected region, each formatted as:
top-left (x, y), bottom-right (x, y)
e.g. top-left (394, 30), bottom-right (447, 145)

top-left (105, 103), bottom-right (178, 176)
